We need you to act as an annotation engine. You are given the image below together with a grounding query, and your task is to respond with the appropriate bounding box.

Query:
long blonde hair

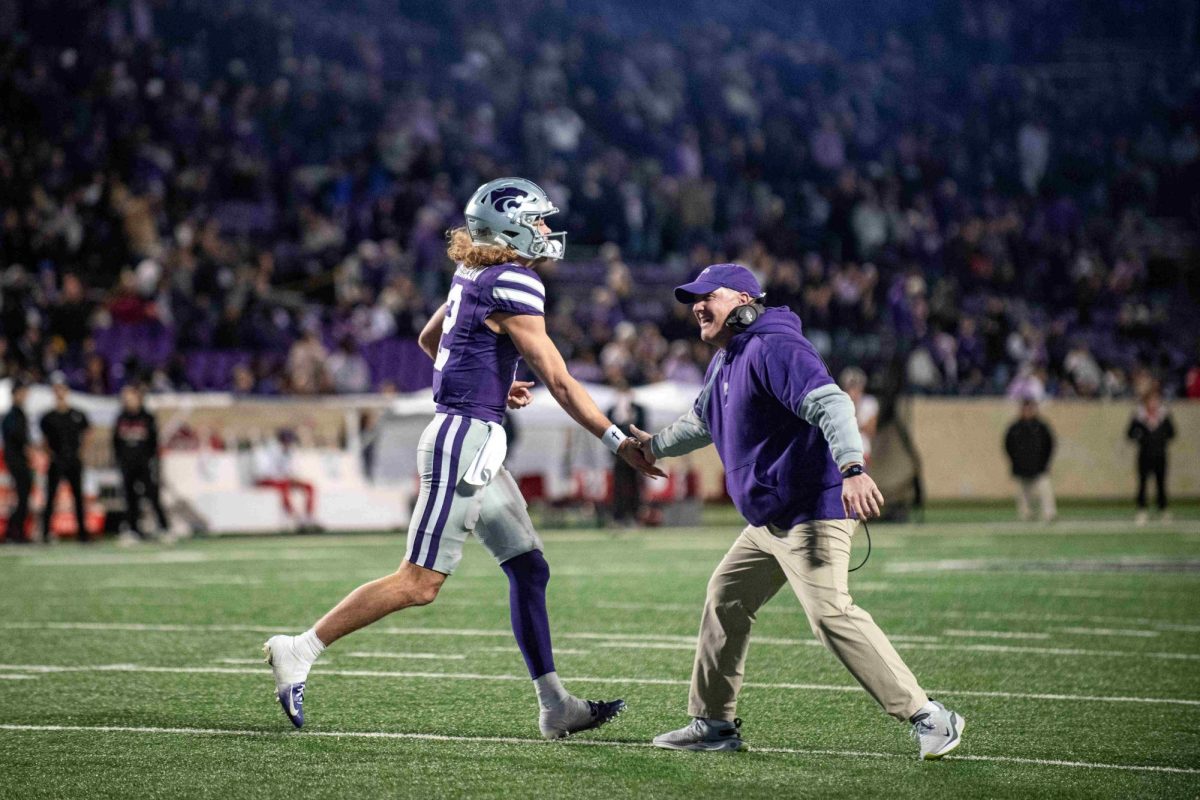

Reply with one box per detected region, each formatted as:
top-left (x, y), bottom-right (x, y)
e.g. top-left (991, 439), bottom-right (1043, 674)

top-left (446, 227), bottom-right (520, 268)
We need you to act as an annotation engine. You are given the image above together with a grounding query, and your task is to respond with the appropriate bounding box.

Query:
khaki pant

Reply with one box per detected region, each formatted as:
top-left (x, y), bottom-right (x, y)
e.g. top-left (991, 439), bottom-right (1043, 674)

top-left (688, 520), bottom-right (927, 723)
top-left (1015, 474), bottom-right (1056, 522)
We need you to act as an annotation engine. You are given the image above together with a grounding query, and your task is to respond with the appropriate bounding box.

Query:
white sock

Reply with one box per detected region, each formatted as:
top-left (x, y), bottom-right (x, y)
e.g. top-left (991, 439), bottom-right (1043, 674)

top-left (295, 628), bottom-right (326, 663)
top-left (534, 672), bottom-right (570, 709)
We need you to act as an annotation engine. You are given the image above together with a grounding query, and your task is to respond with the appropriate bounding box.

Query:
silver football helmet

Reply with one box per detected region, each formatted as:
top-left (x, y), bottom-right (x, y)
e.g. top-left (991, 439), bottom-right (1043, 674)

top-left (464, 177), bottom-right (566, 260)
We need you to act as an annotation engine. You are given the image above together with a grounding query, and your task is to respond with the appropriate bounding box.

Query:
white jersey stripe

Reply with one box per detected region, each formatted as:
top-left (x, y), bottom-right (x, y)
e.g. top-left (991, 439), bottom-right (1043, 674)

top-left (495, 271), bottom-right (545, 296)
top-left (492, 287), bottom-right (545, 313)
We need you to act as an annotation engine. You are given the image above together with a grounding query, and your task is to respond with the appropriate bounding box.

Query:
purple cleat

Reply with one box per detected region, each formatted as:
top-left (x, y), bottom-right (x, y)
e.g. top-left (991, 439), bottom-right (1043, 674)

top-left (276, 683), bottom-right (305, 728)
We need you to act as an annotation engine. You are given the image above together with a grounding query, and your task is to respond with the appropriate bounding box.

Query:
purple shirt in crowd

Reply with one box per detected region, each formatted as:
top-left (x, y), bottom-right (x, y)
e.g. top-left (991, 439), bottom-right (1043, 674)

top-left (433, 262), bottom-right (545, 423)
top-left (697, 307), bottom-right (845, 526)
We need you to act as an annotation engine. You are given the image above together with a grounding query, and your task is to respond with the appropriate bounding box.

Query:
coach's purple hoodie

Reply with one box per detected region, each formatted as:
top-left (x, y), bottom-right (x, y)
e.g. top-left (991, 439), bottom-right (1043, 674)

top-left (696, 306), bottom-right (845, 526)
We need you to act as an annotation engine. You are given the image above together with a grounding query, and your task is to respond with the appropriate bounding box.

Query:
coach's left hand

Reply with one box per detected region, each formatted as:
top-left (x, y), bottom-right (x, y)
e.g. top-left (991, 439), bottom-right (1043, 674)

top-left (507, 380), bottom-right (535, 409)
top-left (842, 472), bottom-right (885, 520)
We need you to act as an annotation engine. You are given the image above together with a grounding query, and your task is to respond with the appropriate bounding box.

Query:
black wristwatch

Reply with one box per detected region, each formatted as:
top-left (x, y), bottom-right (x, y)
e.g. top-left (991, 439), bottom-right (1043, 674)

top-left (841, 464), bottom-right (865, 479)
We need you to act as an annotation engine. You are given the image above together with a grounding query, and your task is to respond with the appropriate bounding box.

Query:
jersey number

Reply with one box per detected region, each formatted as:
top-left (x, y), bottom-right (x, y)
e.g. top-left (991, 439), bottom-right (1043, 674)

top-left (433, 283), bottom-right (464, 372)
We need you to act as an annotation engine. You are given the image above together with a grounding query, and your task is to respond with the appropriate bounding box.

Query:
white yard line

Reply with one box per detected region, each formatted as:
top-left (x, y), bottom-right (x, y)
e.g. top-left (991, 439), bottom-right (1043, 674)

top-left (3, 621), bottom-right (1197, 661)
top-left (0, 674), bottom-right (38, 680)
top-left (0, 723), bottom-right (1195, 776)
top-left (1, 663), bottom-right (1197, 708)
top-left (478, 647), bottom-right (590, 656)
top-left (345, 652), bottom-right (467, 661)
top-left (930, 610), bottom-right (1200, 634)
top-left (1056, 627), bottom-right (1161, 638)
top-left (944, 629), bottom-right (1053, 640)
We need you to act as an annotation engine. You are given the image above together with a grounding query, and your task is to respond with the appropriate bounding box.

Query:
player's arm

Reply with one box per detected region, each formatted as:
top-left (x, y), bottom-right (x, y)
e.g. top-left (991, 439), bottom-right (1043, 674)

top-left (496, 312), bottom-right (664, 477)
top-left (418, 304), bottom-right (448, 361)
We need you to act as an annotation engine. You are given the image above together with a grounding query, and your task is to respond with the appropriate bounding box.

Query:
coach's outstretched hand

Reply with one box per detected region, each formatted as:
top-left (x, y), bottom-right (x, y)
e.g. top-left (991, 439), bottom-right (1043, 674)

top-left (618, 436), bottom-right (666, 479)
top-left (842, 472), bottom-right (885, 520)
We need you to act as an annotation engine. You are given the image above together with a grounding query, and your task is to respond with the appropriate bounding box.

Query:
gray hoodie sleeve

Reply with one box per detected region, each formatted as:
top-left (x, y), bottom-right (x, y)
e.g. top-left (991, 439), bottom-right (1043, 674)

top-left (650, 408), bottom-right (712, 458)
top-left (799, 383), bottom-right (865, 469)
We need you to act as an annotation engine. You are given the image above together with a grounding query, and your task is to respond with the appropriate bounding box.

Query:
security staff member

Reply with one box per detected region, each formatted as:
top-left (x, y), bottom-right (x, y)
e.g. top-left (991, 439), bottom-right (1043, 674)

top-left (40, 375), bottom-right (90, 542)
top-left (3, 379), bottom-right (34, 543)
top-left (113, 384), bottom-right (169, 539)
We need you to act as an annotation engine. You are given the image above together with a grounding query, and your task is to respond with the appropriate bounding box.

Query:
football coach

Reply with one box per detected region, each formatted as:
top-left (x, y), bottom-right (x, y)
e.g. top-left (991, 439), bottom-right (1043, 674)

top-left (630, 264), bottom-right (965, 760)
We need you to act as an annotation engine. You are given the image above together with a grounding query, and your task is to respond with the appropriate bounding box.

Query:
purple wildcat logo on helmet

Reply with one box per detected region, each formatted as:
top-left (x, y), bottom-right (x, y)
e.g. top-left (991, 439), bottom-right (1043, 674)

top-left (489, 186), bottom-right (531, 213)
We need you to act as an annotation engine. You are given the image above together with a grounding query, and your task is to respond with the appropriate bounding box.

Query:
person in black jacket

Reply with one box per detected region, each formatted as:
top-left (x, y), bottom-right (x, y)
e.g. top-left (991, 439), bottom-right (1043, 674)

top-left (1128, 389), bottom-right (1176, 525)
top-left (1003, 398), bottom-right (1057, 522)
top-left (40, 375), bottom-right (91, 542)
top-left (605, 382), bottom-right (648, 527)
top-left (3, 379), bottom-right (34, 543)
top-left (113, 384), bottom-right (170, 540)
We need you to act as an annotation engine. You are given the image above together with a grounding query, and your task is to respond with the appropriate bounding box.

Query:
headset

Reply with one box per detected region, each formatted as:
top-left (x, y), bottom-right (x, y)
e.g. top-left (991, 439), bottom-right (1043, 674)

top-left (725, 302), bottom-right (761, 332)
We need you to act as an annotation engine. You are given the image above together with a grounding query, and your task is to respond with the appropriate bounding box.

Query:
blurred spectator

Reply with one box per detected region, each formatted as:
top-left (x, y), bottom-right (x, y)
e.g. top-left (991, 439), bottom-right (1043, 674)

top-left (254, 430), bottom-right (321, 532)
top-left (839, 367), bottom-right (879, 464)
top-left (2, 379), bottom-right (34, 543)
top-left (1004, 398), bottom-right (1057, 523)
top-left (326, 336), bottom-right (372, 394)
top-left (287, 330), bottom-right (329, 395)
top-left (1127, 390), bottom-right (1176, 526)
top-left (112, 385), bottom-right (169, 542)
top-left (39, 376), bottom-right (90, 542)
top-left (605, 382), bottom-right (647, 528)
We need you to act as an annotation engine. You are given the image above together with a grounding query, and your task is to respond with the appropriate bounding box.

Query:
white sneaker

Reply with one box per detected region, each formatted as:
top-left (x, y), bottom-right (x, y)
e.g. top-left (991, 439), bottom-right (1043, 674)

top-left (910, 699), bottom-right (965, 760)
top-left (653, 717), bottom-right (746, 751)
top-left (117, 531), bottom-right (142, 548)
top-left (1159, 511), bottom-right (1173, 524)
top-left (1135, 510), bottom-right (1149, 527)
top-left (538, 696), bottom-right (625, 740)
top-left (263, 635), bottom-right (313, 728)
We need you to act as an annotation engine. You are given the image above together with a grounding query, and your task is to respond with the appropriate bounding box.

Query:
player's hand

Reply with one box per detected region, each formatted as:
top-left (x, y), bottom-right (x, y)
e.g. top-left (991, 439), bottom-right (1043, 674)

top-left (628, 424), bottom-right (656, 464)
top-left (842, 472), bottom-right (884, 520)
top-left (506, 380), bottom-right (535, 409)
top-left (618, 437), bottom-right (666, 479)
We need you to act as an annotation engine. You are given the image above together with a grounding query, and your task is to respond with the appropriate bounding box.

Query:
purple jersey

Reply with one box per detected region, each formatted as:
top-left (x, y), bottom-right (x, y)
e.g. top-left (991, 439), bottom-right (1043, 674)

top-left (432, 262), bottom-right (546, 423)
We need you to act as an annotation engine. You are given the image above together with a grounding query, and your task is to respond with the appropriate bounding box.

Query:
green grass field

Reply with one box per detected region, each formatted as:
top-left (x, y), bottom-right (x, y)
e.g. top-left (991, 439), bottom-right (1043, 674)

top-left (1, 505), bottom-right (1198, 799)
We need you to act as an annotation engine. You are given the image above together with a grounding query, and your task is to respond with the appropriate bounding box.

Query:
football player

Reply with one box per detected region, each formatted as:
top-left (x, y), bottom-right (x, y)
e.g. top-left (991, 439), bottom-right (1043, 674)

top-left (264, 178), bottom-right (663, 738)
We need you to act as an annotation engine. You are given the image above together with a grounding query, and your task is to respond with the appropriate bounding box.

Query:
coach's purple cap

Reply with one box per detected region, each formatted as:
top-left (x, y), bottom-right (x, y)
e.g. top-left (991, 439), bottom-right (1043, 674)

top-left (674, 263), bottom-right (765, 303)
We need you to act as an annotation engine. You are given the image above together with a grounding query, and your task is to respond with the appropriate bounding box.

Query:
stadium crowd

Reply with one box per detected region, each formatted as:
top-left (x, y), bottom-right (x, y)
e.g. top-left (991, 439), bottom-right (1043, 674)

top-left (1, 0), bottom-right (1198, 399)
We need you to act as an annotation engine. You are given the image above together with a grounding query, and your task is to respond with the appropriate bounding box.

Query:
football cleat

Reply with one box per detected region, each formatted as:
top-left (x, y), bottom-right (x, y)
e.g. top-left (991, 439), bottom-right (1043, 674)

top-left (652, 717), bottom-right (746, 752)
top-left (539, 697), bottom-right (625, 740)
top-left (276, 682), bottom-right (305, 728)
top-left (263, 635), bottom-right (311, 728)
top-left (910, 699), bottom-right (965, 760)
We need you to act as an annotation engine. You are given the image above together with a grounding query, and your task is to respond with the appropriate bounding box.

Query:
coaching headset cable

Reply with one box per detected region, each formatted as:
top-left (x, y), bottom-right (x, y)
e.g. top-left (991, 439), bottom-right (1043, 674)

top-left (848, 520), bottom-right (871, 572)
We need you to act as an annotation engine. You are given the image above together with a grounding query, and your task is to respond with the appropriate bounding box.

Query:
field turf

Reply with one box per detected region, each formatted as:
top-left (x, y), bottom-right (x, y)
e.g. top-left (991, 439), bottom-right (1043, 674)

top-left (1, 505), bottom-right (1198, 799)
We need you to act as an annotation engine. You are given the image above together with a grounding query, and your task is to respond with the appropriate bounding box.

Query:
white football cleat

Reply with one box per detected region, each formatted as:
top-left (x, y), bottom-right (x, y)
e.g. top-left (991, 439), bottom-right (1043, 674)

top-left (263, 635), bottom-right (312, 728)
top-left (538, 696), bottom-right (625, 739)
